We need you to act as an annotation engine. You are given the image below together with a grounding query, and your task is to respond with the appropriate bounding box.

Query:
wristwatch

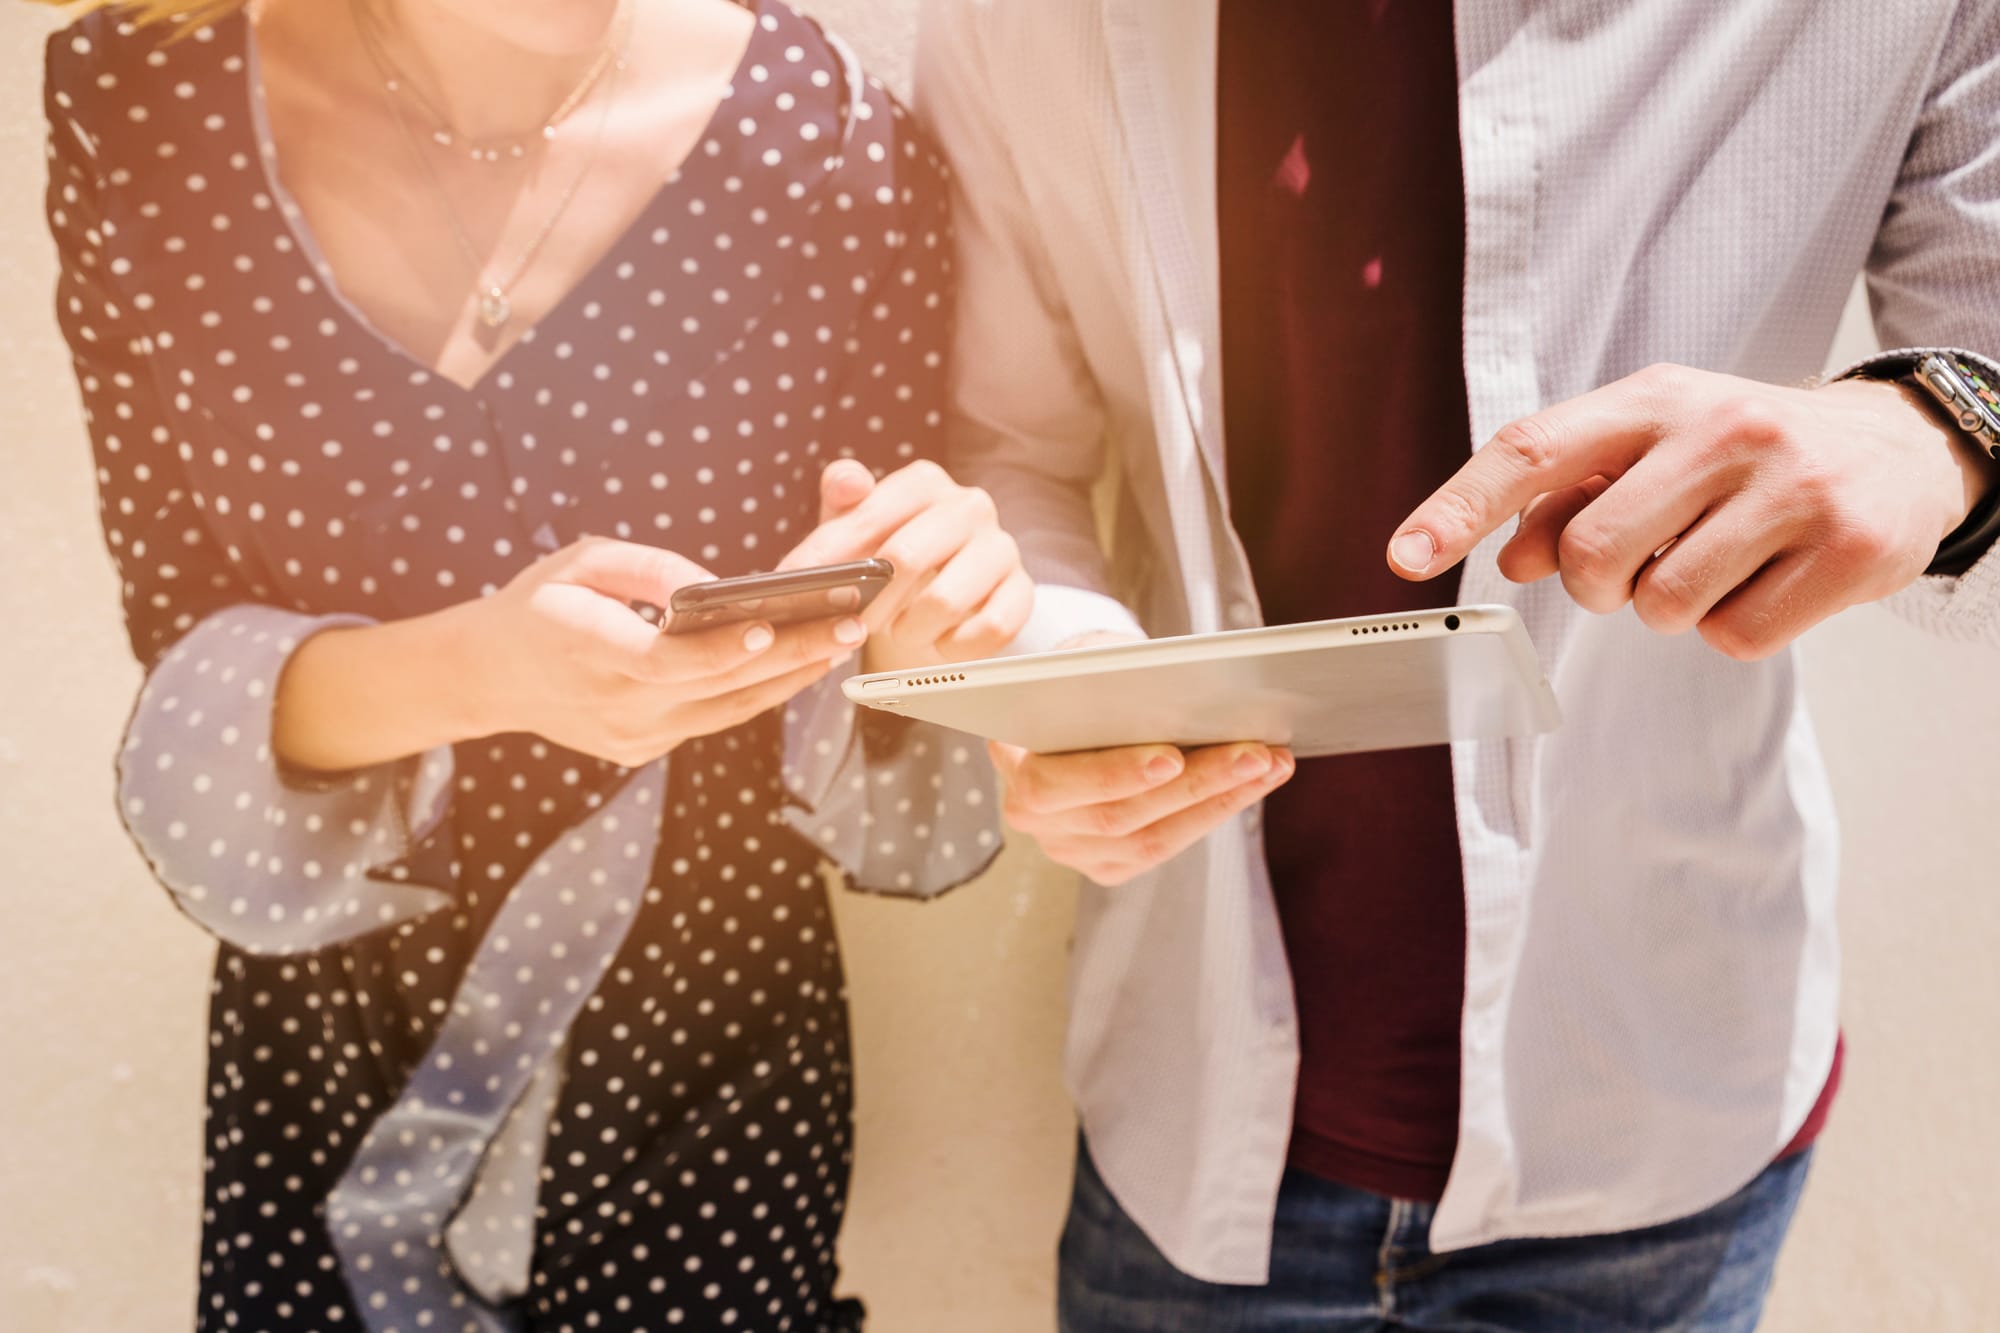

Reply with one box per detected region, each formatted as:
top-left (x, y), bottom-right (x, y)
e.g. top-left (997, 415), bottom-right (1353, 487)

top-left (1833, 347), bottom-right (2000, 577)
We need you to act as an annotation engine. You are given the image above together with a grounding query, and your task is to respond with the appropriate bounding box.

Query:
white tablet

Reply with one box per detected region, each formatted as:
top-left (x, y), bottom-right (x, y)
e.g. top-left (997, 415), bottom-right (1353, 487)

top-left (843, 604), bottom-right (1560, 757)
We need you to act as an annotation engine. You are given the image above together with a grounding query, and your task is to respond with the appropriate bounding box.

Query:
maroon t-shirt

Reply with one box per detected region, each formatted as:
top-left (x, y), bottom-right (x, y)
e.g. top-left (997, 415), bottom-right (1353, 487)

top-left (1216, 0), bottom-right (1839, 1203)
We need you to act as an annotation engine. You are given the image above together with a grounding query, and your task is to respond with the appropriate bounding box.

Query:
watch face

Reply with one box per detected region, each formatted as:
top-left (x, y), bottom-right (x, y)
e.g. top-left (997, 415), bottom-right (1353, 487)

top-left (1952, 357), bottom-right (2000, 416)
top-left (1917, 353), bottom-right (2000, 458)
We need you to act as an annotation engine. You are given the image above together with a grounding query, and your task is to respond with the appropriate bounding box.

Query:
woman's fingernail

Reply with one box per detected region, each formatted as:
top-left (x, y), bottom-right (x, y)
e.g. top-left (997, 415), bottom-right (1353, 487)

top-left (743, 624), bottom-right (775, 652)
top-left (1390, 530), bottom-right (1436, 574)
top-left (1145, 752), bottom-right (1181, 783)
top-left (833, 616), bottom-right (867, 646)
top-left (1233, 746), bottom-right (1272, 779)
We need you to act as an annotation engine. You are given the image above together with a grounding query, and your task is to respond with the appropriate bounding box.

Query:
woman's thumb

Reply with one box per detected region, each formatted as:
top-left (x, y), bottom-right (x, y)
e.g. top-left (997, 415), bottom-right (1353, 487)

top-left (818, 458), bottom-right (875, 524)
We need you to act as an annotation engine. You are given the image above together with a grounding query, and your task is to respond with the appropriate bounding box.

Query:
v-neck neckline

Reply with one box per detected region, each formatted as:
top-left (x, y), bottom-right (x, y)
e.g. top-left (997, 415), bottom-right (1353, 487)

top-left (235, 0), bottom-right (773, 397)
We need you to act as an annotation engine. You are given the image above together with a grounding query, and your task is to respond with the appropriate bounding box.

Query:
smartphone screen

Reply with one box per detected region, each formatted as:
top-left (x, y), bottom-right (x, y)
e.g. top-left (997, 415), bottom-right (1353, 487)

top-left (663, 558), bottom-right (895, 634)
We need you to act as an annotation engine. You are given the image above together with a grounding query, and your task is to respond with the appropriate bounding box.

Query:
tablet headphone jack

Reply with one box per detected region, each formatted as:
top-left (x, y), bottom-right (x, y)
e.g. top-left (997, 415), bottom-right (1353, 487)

top-left (1444, 614), bottom-right (1461, 631)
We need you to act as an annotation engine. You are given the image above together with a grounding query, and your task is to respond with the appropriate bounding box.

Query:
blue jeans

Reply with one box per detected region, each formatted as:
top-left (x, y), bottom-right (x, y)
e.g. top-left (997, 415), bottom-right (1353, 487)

top-left (1058, 1138), bottom-right (1812, 1332)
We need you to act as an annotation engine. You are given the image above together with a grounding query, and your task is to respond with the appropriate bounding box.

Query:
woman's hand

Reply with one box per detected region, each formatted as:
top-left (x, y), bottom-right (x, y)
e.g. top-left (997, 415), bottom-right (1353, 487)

top-left (778, 459), bottom-right (1034, 671)
top-left (274, 537), bottom-right (866, 774)
top-left (455, 537), bottom-right (870, 766)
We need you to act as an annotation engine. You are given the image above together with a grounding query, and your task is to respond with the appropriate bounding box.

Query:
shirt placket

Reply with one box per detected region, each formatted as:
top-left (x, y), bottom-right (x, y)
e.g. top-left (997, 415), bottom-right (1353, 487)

top-left (1441, 0), bottom-right (1542, 1239)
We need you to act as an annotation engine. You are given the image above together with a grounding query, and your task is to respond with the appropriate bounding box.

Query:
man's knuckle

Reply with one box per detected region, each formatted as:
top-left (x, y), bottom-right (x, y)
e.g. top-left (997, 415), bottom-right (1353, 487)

top-left (1708, 394), bottom-right (1789, 449)
top-left (1088, 799), bottom-right (1132, 839)
top-left (1556, 520), bottom-right (1622, 585)
top-left (1429, 487), bottom-right (1487, 548)
top-left (1823, 513), bottom-right (1892, 568)
top-left (1174, 760), bottom-right (1219, 803)
top-left (1633, 565), bottom-right (1699, 631)
top-left (1698, 614), bottom-right (1764, 661)
top-left (1633, 361), bottom-right (1693, 403)
top-left (1686, 424), bottom-right (1746, 472)
top-left (1090, 761), bottom-right (1134, 805)
top-left (1491, 415), bottom-right (1566, 475)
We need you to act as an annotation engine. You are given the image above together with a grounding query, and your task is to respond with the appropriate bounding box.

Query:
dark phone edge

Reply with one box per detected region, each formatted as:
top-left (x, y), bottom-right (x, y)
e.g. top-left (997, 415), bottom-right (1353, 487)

top-left (669, 558), bottom-right (895, 611)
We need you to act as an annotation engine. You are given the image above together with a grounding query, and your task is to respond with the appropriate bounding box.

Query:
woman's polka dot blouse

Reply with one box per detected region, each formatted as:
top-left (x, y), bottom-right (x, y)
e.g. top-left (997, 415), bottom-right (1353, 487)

top-left (43, 3), bottom-right (1001, 1330)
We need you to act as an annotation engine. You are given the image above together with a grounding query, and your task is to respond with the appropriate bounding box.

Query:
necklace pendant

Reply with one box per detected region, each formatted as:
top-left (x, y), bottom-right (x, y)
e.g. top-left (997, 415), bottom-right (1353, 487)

top-left (478, 287), bottom-right (511, 329)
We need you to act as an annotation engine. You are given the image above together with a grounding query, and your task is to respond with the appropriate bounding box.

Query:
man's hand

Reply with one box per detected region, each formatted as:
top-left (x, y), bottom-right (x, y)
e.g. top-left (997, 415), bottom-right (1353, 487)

top-left (991, 739), bottom-right (1296, 886)
top-left (983, 632), bottom-right (1295, 886)
top-left (1386, 364), bottom-right (1999, 660)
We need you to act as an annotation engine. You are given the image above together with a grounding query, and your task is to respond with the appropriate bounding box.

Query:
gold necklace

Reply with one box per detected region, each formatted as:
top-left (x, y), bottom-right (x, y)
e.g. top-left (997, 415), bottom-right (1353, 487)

top-left (352, 0), bottom-right (623, 164)
top-left (352, 0), bottom-right (633, 330)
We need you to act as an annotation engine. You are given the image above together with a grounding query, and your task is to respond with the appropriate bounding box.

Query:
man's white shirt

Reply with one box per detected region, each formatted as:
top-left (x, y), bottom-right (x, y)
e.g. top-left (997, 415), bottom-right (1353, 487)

top-left (916, 0), bottom-right (2000, 1285)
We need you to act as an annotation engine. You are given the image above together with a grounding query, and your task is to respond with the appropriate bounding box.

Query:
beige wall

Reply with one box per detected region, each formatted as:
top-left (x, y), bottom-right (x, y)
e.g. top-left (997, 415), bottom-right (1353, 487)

top-left (2, 4), bottom-right (1995, 1330)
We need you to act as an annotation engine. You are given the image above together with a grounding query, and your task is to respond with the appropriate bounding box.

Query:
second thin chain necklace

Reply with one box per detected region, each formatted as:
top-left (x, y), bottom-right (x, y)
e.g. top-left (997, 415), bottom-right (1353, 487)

top-left (351, 0), bottom-right (635, 331)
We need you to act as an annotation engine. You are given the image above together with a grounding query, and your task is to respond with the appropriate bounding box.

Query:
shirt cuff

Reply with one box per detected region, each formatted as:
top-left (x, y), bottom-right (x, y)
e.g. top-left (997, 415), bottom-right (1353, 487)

top-left (1006, 583), bottom-right (1148, 657)
top-left (1878, 528), bottom-right (2000, 645)
top-left (1832, 346), bottom-right (2000, 630)
top-left (115, 604), bottom-right (457, 954)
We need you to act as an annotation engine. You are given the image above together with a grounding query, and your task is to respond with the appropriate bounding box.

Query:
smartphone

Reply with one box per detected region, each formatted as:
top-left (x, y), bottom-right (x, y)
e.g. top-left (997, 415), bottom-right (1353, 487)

top-left (663, 558), bottom-right (895, 634)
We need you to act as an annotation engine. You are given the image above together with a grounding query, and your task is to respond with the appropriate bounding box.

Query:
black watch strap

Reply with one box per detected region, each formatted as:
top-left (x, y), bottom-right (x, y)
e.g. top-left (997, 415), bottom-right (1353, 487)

top-left (1831, 346), bottom-right (2000, 577)
top-left (1932, 483), bottom-right (2000, 578)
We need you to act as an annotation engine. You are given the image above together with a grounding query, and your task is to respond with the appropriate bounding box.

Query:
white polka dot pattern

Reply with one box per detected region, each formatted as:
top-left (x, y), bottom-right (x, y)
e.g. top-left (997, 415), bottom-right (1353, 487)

top-left (46, 2), bottom-right (996, 1329)
top-left (325, 772), bottom-right (661, 1331)
top-left (116, 605), bottom-right (458, 952)
top-left (446, 1043), bottom-right (567, 1305)
top-left (781, 663), bottom-right (1000, 896)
